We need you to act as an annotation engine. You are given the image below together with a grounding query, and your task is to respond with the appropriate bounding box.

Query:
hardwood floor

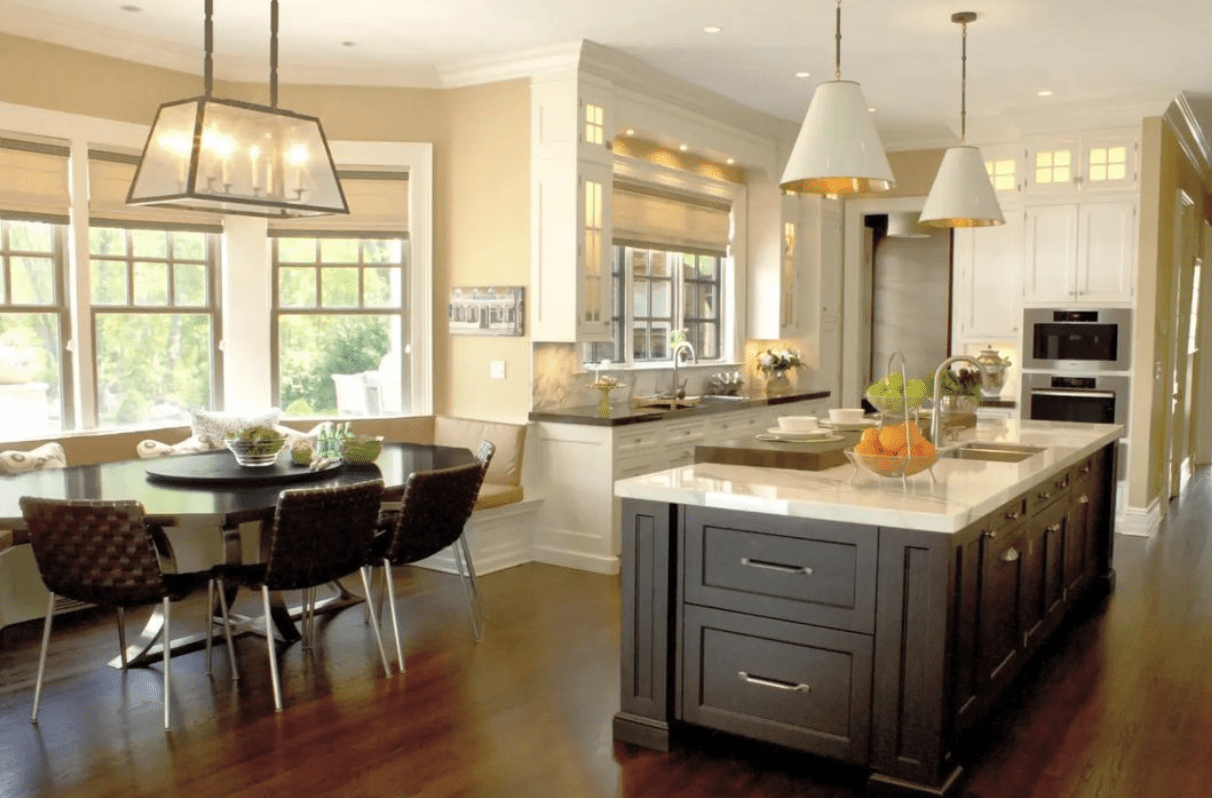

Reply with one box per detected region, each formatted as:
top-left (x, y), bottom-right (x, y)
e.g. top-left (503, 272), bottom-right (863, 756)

top-left (2, 471), bottom-right (1212, 798)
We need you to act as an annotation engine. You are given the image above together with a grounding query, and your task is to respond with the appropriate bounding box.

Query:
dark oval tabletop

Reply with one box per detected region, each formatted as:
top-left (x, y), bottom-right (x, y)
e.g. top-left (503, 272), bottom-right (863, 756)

top-left (0, 442), bottom-right (477, 527)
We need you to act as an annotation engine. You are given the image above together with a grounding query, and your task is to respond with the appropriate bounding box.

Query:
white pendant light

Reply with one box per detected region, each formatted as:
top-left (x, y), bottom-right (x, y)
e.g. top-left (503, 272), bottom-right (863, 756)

top-left (920, 12), bottom-right (1003, 228)
top-left (780, 0), bottom-right (894, 195)
top-left (128, 0), bottom-right (348, 218)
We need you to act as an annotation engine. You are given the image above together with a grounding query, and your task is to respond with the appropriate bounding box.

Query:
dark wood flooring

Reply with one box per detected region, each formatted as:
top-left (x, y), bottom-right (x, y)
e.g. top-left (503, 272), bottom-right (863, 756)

top-left (2, 470), bottom-right (1212, 798)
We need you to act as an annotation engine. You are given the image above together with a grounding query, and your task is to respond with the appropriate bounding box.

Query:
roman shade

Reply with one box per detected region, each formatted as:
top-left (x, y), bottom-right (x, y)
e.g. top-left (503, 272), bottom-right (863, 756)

top-left (267, 170), bottom-right (409, 237)
top-left (0, 136), bottom-right (71, 224)
top-left (88, 150), bottom-right (223, 232)
top-left (611, 179), bottom-right (730, 255)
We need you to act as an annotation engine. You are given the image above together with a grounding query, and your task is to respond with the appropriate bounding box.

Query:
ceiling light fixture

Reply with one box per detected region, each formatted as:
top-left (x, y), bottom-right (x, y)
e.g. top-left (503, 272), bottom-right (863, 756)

top-left (919, 11), bottom-right (1003, 228)
top-left (1037, 89), bottom-right (1053, 97)
top-left (127, 0), bottom-right (347, 218)
top-left (703, 26), bottom-right (722, 34)
top-left (780, 0), bottom-right (894, 195)
top-left (795, 72), bottom-right (811, 79)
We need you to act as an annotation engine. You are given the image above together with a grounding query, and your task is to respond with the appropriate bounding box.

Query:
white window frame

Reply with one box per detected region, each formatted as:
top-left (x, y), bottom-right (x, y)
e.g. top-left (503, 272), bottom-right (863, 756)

top-left (0, 101), bottom-right (434, 434)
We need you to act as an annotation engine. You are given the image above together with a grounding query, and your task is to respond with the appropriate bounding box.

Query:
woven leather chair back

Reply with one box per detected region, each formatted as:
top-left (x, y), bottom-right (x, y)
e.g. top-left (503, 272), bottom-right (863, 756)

top-left (384, 462), bottom-right (485, 565)
top-left (263, 479), bottom-right (385, 591)
top-left (19, 497), bottom-right (168, 607)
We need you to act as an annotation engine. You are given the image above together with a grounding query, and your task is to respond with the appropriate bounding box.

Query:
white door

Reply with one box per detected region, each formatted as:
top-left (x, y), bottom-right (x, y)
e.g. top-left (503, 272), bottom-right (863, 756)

top-left (1023, 204), bottom-right (1079, 302)
top-left (1076, 200), bottom-right (1136, 302)
top-left (953, 209), bottom-right (1024, 340)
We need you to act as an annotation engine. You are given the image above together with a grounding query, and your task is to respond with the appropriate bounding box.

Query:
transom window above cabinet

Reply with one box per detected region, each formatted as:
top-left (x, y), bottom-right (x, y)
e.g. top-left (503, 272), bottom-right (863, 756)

top-left (985, 156), bottom-right (1018, 192)
top-left (585, 103), bottom-right (605, 146)
top-left (1024, 130), bottom-right (1138, 193)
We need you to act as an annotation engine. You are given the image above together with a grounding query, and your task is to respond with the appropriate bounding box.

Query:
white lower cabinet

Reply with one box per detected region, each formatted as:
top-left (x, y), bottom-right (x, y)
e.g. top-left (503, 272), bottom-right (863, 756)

top-left (534, 399), bottom-right (827, 574)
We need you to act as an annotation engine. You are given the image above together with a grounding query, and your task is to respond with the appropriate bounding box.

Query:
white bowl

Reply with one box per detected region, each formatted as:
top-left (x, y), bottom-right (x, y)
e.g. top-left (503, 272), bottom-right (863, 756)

top-left (777, 415), bottom-right (818, 434)
top-left (829, 408), bottom-right (866, 424)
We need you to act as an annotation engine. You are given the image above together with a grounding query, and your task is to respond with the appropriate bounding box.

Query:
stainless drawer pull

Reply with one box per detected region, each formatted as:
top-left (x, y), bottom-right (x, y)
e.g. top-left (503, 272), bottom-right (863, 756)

top-left (1080, 464), bottom-right (1091, 474)
top-left (740, 557), bottom-right (814, 576)
top-left (1047, 523), bottom-right (1062, 533)
top-left (1001, 547), bottom-right (1020, 563)
top-left (1038, 490), bottom-right (1051, 500)
top-left (737, 671), bottom-right (811, 693)
top-left (1005, 510), bottom-right (1021, 521)
top-left (1079, 494), bottom-right (1090, 505)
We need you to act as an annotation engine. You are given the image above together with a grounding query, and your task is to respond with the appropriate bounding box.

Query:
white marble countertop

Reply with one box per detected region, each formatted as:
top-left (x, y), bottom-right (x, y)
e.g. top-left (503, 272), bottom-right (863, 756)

top-left (614, 420), bottom-right (1122, 533)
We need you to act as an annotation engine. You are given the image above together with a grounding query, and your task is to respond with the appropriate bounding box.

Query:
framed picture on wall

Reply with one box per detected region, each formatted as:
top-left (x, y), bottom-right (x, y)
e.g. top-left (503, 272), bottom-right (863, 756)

top-left (448, 286), bottom-right (525, 336)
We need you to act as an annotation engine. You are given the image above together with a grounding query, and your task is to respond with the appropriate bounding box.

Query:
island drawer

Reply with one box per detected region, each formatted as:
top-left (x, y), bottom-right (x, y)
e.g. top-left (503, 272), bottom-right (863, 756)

top-left (1027, 470), bottom-right (1070, 517)
top-left (986, 494), bottom-right (1028, 537)
top-left (682, 507), bottom-right (876, 634)
top-left (681, 604), bottom-right (872, 763)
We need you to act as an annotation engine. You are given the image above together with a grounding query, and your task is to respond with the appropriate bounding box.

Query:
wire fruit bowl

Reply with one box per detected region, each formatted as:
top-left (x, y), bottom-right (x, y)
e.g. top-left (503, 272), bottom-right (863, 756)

top-left (845, 447), bottom-right (938, 480)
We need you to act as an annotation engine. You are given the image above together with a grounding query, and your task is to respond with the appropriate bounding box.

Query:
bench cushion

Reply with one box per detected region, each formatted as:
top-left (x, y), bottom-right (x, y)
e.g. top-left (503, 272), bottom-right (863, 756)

top-left (433, 416), bottom-right (525, 487)
top-left (475, 483), bottom-right (525, 511)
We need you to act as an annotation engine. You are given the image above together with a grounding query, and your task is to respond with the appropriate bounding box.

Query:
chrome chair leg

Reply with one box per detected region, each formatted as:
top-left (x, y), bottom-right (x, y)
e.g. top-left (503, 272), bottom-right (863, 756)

top-left (382, 559), bottom-right (404, 672)
top-left (263, 586), bottom-right (283, 712)
top-left (116, 606), bottom-right (128, 669)
top-left (215, 580), bottom-right (238, 681)
top-left (359, 566), bottom-right (392, 678)
top-left (301, 587), bottom-right (313, 650)
top-left (458, 532), bottom-right (487, 621)
top-left (451, 541), bottom-right (482, 642)
top-left (31, 592), bottom-right (55, 724)
top-left (161, 597), bottom-right (172, 730)
top-left (205, 580), bottom-right (214, 674)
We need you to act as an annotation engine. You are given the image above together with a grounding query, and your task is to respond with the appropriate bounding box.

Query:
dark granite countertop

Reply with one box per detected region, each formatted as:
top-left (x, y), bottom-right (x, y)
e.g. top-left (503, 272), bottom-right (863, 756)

top-left (528, 389), bottom-right (831, 427)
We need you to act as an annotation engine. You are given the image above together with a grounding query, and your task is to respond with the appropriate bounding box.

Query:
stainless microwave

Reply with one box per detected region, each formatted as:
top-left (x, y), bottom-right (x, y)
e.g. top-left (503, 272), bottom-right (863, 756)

top-left (1022, 308), bottom-right (1131, 372)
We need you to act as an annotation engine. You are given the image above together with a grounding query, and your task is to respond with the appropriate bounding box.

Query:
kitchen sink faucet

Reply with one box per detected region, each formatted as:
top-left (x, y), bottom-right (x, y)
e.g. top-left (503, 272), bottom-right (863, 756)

top-left (661, 340), bottom-right (697, 400)
top-left (931, 355), bottom-right (990, 444)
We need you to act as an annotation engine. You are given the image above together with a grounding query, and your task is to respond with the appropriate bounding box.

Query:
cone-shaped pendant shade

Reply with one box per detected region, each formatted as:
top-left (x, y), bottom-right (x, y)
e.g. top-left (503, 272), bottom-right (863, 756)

top-left (919, 145), bottom-right (1003, 228)
top-left (780, 81), bottom-right (895, 195)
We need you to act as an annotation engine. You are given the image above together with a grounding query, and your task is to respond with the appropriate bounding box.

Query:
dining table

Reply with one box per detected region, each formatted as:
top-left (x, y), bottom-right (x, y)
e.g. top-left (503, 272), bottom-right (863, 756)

top-left (0, 442), bottom-right (479, 668)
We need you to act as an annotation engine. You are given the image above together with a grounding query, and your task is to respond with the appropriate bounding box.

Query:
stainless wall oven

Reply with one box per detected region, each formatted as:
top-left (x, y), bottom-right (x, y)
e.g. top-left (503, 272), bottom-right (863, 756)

top-left (1022, 308), bottom-right (1131, 372)
top-left (1021, 372), bottom-right (1129, 429)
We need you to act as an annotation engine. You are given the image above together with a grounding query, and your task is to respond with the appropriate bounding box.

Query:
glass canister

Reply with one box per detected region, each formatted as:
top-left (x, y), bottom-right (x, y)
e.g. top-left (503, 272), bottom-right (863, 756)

top-left (976, 346), bottom-right (1009, 398)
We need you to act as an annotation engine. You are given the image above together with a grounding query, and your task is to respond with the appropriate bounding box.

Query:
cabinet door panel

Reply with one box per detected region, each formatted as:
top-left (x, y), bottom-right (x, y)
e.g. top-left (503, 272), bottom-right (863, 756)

top-left (1076, 200), bottom-right (1135, 302)
top-left (1023, 204), bottom-right (1079, 302)
top-left (979, 525), bottom-right (1024, 691)
top-left (953, 209), bottom-right (1024, 340)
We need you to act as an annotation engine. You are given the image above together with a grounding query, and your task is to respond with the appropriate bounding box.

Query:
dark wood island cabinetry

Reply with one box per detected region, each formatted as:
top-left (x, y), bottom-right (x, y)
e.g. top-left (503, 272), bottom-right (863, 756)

top-left (614, 436), bottom-right (1117, 796)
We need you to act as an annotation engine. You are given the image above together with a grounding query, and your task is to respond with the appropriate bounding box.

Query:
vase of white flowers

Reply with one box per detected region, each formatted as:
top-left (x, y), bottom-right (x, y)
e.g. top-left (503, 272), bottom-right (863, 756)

top-left (756, 348), bottom-right (804, 397)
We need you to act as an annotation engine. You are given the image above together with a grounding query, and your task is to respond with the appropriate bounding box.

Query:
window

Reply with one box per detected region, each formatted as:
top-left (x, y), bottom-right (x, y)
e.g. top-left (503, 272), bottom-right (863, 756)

top-left (1088, 145), bottom-right (1127, 183)
top-left (588, 244), bottom-right (722, 365)
top-left (1034, 148), bottom-right (1072, 185)
top-left (0, 217), bottom-right (69, 437)
top-left (985, 157), bottom-right (1018, 191)
top-left (88, 225), bottom-right (220, 426)
top-left (585, 103), bottom-right (605, 146)
top-left (272, 236), bottom-right (408, 416)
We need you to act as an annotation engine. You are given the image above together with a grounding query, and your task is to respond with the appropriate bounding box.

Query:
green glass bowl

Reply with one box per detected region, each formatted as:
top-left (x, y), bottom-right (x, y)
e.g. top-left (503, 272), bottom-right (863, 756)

top-left (341, 435), bottom-right (383, 465)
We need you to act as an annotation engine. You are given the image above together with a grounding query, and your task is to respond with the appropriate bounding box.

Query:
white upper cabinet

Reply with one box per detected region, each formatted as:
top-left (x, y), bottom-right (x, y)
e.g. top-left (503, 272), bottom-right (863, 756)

top-left (1023, 199), bottom-right (1136, 304)
top-left (1024, 129), bottom-right (1138, 195)
top-left (952, 208), bottom-right (1025, 341)
top-left (530, 74), bottom-right (615, 342)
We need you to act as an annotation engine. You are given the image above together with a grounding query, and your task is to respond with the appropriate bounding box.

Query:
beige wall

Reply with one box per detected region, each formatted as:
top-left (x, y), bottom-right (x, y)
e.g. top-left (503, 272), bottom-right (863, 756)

top-left (0, 33), bottom-right (533, 427)
top-left (1131, 117), bottom-right (1208, 509)
top-left (885, 148), bottom-right (947, 199)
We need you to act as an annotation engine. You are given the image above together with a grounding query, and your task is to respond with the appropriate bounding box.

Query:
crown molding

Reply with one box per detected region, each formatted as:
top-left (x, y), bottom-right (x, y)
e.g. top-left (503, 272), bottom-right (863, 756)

top-left (438, 42), bottom-right (582, 87)
top-left (1164, 92), bottom-right (1212, 195)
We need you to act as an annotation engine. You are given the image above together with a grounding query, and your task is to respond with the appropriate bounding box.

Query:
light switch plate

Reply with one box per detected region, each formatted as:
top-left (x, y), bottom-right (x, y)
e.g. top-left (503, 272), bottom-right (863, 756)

top-left (490, 360), bottom-right (506, 379)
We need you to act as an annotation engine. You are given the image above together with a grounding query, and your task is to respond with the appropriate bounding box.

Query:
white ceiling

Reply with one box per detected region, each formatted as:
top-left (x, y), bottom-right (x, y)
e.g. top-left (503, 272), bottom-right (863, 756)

top-left (1, 0), bottom-right (1211, 149)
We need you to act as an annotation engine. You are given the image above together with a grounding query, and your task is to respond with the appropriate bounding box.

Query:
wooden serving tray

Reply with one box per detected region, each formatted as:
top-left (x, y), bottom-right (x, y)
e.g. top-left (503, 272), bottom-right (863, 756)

top-left (694, 430), bottom-right (863, 472)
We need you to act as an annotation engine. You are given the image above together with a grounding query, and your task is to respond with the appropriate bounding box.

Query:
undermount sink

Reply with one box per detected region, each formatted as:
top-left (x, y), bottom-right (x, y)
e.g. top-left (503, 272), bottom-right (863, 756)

top-left (942, 442), bottom-right (1046, 463)
top-left (633, 396), bottom-right (702, 411)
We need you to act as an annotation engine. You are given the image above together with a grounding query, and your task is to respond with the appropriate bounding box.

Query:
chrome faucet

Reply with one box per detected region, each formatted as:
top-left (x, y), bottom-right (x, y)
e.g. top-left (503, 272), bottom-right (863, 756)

top-left (931, 355), bottom-right (989, 444)
top-left (663, 340), bottom-right (697, 399)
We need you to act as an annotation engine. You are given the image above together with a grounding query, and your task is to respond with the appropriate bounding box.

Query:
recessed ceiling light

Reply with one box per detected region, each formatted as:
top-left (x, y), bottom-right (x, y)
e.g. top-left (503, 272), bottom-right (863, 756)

top-left (679, 144), bottom-right (689, 152)
top-left (625, 128), bottom-right (636, 136)
top-left (1037, 89), bottom-right (1053, 97)
top-left (726, 157), bottom-right (736, 165)
top-left (703, 25), bottom-right (722, 34)
top-left (341, 41), bottom-right (357, 48)
top-left (867, 107), bottom-right (877, 113)
top-left (119, 4), bottom-right (142, 11)
top-left (795, 71), bottom-right (811, 79)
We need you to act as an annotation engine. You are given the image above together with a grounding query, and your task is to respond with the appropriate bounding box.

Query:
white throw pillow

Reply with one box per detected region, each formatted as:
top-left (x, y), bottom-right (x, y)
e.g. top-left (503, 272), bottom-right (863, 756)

top-left (189, 408), bottom-right (284, 446)
top-left (0, 442), bottom-right (67, 475)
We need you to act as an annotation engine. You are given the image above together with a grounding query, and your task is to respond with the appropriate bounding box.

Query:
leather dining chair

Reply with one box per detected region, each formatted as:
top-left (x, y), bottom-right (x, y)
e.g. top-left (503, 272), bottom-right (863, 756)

top-left (212, 479), bottom-right (390, 712)
top-left (19, 496), bottom-right (225, 730)
top-left (372, 459), bottom-right (486, 672)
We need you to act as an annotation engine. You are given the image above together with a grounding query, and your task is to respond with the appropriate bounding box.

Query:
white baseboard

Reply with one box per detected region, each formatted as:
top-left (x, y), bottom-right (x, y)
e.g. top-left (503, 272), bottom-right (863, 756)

top-left (1117, 498), bottom-right (1162, 537)
top-left (530, 544), bottom-right (620, 575)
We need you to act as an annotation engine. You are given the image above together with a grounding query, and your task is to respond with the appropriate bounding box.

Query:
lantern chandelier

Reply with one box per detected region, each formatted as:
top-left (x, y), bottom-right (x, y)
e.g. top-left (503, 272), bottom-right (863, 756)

top-left (780, 0), bottom-right (894, 196)
top-left (127, 0), bottom-right (348, 218)
top-left (919, 11), bottom-right (1004, 228)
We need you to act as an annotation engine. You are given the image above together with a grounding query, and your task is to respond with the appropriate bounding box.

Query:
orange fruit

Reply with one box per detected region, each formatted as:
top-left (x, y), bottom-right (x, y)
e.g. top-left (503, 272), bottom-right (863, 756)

top-left (907, 439), bottom-right (936, 459)
top-left (878, 423), bottom-right (909, 453)
top-left (860, 427), bottom-right (881, 446)
top-left (854, 440), bottom-right (882, 456)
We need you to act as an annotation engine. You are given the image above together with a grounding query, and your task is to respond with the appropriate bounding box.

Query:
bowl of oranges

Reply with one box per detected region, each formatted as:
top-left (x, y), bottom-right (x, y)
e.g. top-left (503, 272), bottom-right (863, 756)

top-left (845, 419), bottom-right (938, 480)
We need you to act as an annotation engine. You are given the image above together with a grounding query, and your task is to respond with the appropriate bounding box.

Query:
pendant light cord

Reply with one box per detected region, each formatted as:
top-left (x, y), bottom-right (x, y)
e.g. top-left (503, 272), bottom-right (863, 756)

top-left (834, 0), bottom-right (843, 81)
top-left (959, 17), bottom-right (968, 143)
top-left (270, 0), bottom-right (279, 108)
top-left (203, 0), bottom-right (213, 97)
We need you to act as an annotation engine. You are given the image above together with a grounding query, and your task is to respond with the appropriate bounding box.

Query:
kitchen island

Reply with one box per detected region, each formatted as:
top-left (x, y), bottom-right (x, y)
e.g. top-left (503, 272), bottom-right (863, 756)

top-left (612, 420), bottom-right (1120, 796)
